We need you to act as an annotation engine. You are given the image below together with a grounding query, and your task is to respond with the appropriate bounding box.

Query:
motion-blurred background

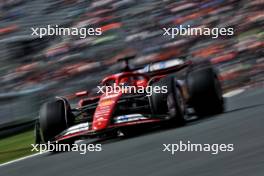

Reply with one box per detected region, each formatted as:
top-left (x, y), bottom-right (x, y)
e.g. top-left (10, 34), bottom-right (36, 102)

top-left (0, 0), bottom-right (263, 136)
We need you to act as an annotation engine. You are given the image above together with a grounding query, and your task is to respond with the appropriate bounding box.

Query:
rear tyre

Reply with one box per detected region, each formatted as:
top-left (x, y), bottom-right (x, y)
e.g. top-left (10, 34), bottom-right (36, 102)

top-left (39, 98), bottom-right (74, 143)
top-left (187, 65), bottom-right (224, 116)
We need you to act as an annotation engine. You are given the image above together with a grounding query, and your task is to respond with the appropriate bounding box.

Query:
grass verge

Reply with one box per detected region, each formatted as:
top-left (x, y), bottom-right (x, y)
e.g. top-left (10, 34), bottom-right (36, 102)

top-left (0, 130), bottom-right (37, 164)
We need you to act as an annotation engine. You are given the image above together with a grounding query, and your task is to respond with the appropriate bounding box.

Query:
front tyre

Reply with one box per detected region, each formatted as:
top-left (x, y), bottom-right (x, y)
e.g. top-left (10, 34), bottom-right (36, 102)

top-left (39, 98), bottom-right (74, 143)
top-left (166, 85), bottom-right (186, 126)
top-left (34, 121), bottom-right (42, 144)
top-left (150, 77), bottom-right (186, 126)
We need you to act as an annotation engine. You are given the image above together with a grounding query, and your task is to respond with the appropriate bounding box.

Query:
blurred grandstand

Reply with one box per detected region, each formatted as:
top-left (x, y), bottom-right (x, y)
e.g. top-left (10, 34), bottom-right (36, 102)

top-left (0, 0), bottom-right (263, 135)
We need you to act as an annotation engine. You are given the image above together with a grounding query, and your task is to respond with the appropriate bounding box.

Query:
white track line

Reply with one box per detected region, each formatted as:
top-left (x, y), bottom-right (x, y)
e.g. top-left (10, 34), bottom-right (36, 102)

top-left (0, 140), bottom-right (85, 167)
top-left (223, 88), bottom-right (245, 98)
top-left (0, 152), bottom-right (47, 167)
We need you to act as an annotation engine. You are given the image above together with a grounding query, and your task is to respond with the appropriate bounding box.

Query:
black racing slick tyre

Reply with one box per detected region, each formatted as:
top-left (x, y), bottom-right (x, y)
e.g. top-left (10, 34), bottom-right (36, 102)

top-left (166, 85), bottom-right (186, 126)
top-left (149, 77), bottom-right (171, 115)
top-left (187, 65), bottom-right (224, 117)
top-left (34, 121), bottom-right (42, 144)
top-left (39, 98), bottom-right (74, 142)
top-left (150, 76), bottom-right (186, 126)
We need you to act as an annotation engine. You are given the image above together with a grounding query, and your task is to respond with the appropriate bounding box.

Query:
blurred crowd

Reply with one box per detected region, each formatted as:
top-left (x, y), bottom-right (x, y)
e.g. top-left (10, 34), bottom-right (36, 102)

top-left (0, 0), bottom-right (263, 102)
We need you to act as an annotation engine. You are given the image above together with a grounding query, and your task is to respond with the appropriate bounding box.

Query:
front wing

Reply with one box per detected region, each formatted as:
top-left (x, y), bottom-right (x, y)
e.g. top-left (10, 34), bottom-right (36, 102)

top-left (55, 114), bottom-right (165, 142)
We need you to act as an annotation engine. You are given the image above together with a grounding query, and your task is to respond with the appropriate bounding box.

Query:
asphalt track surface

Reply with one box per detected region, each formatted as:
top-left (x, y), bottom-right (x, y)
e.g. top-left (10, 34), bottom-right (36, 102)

top-left (1, 87), bottom-right (264, 176)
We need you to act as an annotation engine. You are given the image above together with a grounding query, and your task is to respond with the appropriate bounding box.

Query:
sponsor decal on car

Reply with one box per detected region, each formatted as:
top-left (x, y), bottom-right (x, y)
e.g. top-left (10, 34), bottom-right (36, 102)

top-left (64, 123), bottom-right (89, 135)
top-left (114, 114), bottom-right (147, 123)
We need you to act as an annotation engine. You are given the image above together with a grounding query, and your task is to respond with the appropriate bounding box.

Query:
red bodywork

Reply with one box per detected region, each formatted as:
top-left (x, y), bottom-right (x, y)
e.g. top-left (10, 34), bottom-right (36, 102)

top-left (92, 72), bottom-right (150, 130)
top-left (92, 92), bottom-right (122, 130)
top-left (55, 61), bottom-right (191, 141)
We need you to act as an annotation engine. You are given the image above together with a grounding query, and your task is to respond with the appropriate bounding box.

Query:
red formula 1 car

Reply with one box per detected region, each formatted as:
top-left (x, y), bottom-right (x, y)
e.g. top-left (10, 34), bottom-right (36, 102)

top-left (35, 57), bottom-right (224, 145)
